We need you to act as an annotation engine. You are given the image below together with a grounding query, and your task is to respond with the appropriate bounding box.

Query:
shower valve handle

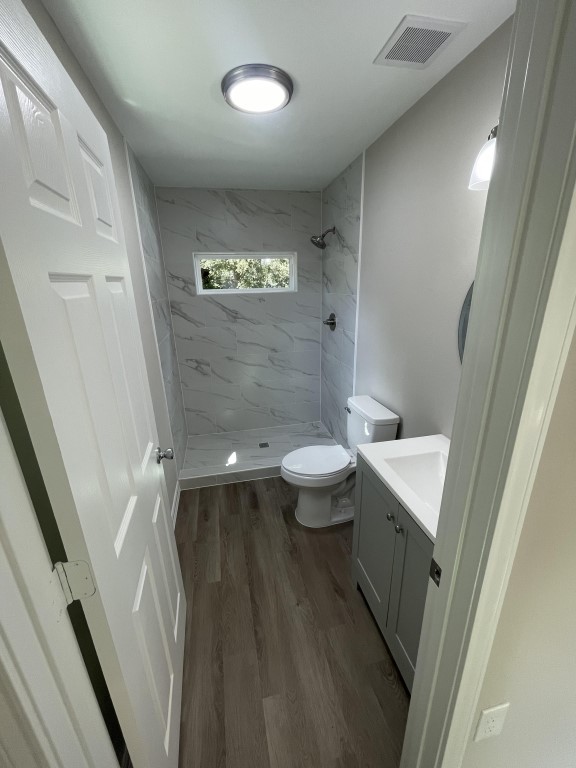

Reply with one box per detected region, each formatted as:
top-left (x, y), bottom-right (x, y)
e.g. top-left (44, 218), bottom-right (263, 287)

top-left (323, 313), bottom-right (336, 331)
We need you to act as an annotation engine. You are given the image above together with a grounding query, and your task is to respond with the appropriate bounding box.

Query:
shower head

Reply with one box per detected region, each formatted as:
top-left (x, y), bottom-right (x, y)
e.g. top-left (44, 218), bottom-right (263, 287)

top-left (311, 226), bottom-right (336, 249)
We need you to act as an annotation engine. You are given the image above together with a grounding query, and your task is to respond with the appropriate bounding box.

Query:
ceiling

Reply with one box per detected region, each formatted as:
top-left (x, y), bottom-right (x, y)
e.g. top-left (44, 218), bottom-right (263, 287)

top-left (41, 0), bottom-right (515, 189)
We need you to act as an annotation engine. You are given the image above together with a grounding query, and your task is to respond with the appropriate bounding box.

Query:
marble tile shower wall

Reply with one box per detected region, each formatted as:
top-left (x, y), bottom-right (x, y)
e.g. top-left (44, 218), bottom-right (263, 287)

top-left (155, 188), bottom-right (322, 435)
top-left (127, 150), bottom-right (187, 471)
top-left (321, 155), bottom-right (363, 446)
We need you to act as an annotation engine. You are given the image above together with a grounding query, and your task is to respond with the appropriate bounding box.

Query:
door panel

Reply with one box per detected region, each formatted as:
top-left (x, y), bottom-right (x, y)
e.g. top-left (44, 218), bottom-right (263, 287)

top-left (352, 461), bottom-right (398, 630)
top-left (387, 506), bottom-right (433, 690)
top-left (0, 3), bottom-right (186, 766)
top-left (1, 62), bottom-right (79, 222)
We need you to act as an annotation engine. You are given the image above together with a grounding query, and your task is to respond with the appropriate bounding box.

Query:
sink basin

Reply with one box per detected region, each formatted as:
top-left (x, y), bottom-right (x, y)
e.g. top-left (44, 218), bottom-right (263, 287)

top-left (357, 434), bottom-right (450, 540)
top-left (385, 451), bottom-right (447, 513)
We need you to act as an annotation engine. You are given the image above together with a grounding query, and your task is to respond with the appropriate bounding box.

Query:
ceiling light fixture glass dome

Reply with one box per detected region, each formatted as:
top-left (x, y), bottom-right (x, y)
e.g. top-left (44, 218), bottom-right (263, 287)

top-left (469, 124), bottom-right (498, 191)
top-left (221, 64), bottom-right (293, 114)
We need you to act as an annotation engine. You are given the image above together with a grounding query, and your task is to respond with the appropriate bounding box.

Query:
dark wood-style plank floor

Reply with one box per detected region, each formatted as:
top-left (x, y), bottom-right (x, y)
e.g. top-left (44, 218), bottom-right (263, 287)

top-left (175, 477), bottom-right (409, 768)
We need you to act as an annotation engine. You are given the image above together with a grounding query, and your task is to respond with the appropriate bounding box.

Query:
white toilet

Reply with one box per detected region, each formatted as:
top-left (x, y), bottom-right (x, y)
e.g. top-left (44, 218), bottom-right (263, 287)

top-left (281, 395), bottom-right (400, 528)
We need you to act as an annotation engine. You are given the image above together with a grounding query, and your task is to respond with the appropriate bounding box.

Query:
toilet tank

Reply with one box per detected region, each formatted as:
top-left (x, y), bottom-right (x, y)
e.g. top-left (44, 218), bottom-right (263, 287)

top-left (347, 395), bottom-right (400, 454)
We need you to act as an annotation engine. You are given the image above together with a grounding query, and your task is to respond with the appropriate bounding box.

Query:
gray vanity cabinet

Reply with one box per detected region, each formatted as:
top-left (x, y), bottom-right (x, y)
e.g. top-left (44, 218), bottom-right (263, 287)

top-left (352, 458), bottom-right (398, 632)
top-left (385, 505), bottom-right (433, 689)
top-left (352, 456), bottom-right (433, 691)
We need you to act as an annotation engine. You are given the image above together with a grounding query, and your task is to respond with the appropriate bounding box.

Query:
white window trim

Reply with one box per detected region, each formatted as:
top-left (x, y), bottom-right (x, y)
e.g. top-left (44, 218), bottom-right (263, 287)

top-left (193, 252), bottom-right (298, 295)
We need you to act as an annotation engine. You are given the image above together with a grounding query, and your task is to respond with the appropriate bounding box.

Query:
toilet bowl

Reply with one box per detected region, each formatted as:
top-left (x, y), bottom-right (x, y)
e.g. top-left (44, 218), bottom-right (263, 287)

top-left (281, 396), bottom-right (400, 528)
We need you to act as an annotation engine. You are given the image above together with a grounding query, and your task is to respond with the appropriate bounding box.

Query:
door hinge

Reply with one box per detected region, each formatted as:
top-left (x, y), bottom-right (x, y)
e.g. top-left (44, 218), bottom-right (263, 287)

top-left (54, 560), bottom-right (96, 605)
top-left (430, 558), bottom-right (442, 587)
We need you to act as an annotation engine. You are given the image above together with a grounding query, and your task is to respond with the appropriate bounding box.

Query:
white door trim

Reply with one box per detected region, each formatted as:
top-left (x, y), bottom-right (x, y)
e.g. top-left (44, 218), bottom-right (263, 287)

top-left (403, 1), bottom-right (576, 766)
top-left (0, 404), bottom-right (118, 768)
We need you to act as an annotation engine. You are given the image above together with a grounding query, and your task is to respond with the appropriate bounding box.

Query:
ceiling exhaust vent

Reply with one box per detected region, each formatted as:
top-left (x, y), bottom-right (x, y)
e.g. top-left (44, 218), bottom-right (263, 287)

top-left (374, 15), bottom-right (467, 69)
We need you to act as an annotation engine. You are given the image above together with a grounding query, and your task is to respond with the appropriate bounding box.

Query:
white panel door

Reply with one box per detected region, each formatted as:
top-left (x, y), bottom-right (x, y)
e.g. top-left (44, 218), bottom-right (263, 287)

top-left (0, 2), bottom-right (185, 767)
top-left (0, 409), bottom-right (119, 768)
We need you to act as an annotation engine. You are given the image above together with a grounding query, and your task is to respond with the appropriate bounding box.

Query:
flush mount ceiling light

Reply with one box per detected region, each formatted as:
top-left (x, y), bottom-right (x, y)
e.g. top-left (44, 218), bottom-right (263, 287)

top-left (469, 124), bottom-right (498, 190)
top-left (221, 64), bottom-right (293, 114)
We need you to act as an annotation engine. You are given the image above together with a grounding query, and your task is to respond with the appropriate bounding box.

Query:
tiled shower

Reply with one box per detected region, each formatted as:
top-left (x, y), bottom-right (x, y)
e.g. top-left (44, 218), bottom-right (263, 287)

top-left (129, 152), bottom-right (363, 487)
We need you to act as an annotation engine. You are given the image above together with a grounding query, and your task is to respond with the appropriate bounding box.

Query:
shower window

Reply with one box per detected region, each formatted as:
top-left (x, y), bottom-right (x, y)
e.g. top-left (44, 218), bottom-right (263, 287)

top-left (193, 252), bottom-right (297, 294)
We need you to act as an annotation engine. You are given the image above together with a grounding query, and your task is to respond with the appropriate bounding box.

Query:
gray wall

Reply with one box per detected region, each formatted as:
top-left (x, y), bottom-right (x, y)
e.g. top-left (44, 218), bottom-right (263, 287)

top-left (127, 151), bottom-right (187, 473)
top-left (463, 328), bottom-right (576, 768)
top-left (155, 189), bottom-right (322, 435)
top-left (356, 21), bottom-right (511, 438)
top-left (321, 155), bottom-right (363, 446)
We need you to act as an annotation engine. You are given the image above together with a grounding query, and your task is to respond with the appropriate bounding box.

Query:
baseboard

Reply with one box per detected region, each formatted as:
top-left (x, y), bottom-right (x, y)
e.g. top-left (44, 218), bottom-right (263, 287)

top-left (171, 481), bottom-right (181, 529)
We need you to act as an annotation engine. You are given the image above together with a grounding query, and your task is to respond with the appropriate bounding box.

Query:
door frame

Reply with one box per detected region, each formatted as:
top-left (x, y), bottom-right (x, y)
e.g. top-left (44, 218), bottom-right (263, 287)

top-left (402, 1), bottom-right (576, 765)
top-left (2, 0), bottom-right (575, 766)
top-left (0, 395), bottom-right (119, 768)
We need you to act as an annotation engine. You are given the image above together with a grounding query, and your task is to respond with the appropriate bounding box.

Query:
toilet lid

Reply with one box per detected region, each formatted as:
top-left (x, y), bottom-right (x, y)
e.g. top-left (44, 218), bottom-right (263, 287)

top-left (282, 445), bottom-right (351, 476)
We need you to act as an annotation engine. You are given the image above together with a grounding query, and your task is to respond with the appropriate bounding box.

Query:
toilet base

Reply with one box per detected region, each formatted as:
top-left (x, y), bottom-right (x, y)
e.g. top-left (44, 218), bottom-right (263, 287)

top-left (295, 504), bottom-right (354, 528)
top-left (294, 482), bottom-right (356, 528)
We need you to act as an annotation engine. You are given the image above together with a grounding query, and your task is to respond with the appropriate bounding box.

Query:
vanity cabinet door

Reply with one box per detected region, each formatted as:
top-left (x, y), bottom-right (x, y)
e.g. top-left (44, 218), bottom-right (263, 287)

top-left (386, 505), bottom-right (433, 691)
top-left (352, 459), bottom-right (399, 631)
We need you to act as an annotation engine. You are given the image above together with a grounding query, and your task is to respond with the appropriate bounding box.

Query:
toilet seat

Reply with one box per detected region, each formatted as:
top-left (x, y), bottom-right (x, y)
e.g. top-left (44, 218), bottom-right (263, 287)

top-left (281, 444), bottom-right (355, 489)
top-left (282, 444), bottom-right (351, 476)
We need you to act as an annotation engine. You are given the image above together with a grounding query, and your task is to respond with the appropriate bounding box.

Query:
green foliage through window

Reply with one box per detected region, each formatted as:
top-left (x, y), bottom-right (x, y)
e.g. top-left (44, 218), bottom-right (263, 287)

top-left (196, 254), bottom-right (294, 292)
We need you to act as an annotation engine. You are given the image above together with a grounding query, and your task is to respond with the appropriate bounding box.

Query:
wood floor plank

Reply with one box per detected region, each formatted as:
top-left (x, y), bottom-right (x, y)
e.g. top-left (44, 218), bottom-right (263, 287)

top-left (176, 478), bottom-right (408, 768)
top-left (223, 649), bottom-right (270, 768)
top-left (323, 624), bottom-right (405, 767)
top-left (263, 692), bottom-right (320, 768)
top-left (179, 579), bottom-right (225, 768)
top-left (195, 485), bottom-right (222, 583)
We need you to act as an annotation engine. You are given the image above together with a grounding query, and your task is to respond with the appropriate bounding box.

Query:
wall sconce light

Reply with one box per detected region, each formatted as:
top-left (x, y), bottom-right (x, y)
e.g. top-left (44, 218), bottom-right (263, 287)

top-left (469, 124), bottom-right (498, 191)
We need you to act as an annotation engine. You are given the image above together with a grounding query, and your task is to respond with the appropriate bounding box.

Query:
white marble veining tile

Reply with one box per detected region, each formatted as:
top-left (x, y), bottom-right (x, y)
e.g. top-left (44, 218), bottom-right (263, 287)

top-left (291, 375), bottom-right (321, 402)
top-left (182, 381), bottom-right (241, 413)
top-left (157, 318), bottom-right (179, 383)
top-left (184, 446), bottom-right (237, 469)
top-left (156, 198), bottom-right (198, 241)
top-left (263, 292), bottom-right (322, 324)
top-left (236, 324), bottom-right (294, 356)
top-left (170, 299), bottom-right (206, 329)
top-left (270, 401), bottom-right (320, 425)
top-left (164, 188), bottom-right (230, 219)
top-left (157, 185), bottom-right (324, 434)
top-left (215, 407), bottom-right (284, 433)
top-left (128, 152), bottom-right (187, 478)
top-left (180, 357), bottom-right (212, 389)
top-left (240, 379), bottom-right (295, 408)
top-left (341, 329), bottom-right (355, 369)
top-left (195, 223), bottom-right (261, 252)
top-left (268, 349), bottom-right (321, 379)
top-left (142, 245), bottom-right (168, 303)
top-left (288, 422), bottom-right (336, 448)
top-left (322, 252), bottom-right (358, 295)
top-left (289, 321), bottom-right (321, 352)
top-left (152, 299), bottom-right (171, 344)
top-left (179, 421), bottom-right (336, 483)
top-left (200, 294), bottom-right (269, 327)
top-left (184, 408), bottom-right (221, 436)
top-left (291, 192), bottom-right (321, 234)
top-left (174, 321), bottom-right (237, 360)
top-left (211, 354), bottom-right (284, 386)
top-left (225, 190), bottom-right (292, 230)
top-left (336, 294), bottom-right (357, 334)
top-left (321, 322), bottom-right (341, 360)
top-left (138, 208), bottom-right (163, 263)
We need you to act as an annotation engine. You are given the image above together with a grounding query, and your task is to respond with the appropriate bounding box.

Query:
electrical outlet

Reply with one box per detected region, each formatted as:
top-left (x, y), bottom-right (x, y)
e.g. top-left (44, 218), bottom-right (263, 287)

top-left (474, 702), bottom-right (510, 741)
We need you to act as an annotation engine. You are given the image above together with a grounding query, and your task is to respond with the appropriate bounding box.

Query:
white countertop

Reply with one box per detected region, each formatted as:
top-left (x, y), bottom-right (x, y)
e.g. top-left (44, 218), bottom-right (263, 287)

top-left (357, 434), bottom-right (450, 542)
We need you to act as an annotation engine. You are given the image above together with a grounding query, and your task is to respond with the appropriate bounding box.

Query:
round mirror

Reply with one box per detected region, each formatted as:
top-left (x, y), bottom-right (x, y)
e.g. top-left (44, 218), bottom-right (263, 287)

top-left (458, 282), bottom-right (474, 363)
